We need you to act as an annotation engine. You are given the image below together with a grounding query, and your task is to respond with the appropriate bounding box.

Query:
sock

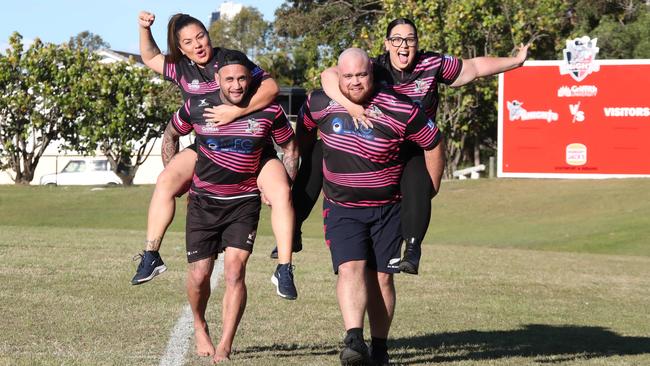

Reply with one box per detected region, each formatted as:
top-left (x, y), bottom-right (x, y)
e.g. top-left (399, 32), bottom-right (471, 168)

top-left (371, 337), bottom-right (388, 354)
top-left (346, 328), bottom-right (363, 339)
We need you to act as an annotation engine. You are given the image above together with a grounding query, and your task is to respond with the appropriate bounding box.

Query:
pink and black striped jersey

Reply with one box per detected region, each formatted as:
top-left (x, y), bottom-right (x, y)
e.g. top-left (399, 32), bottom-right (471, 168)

top-left (163, 47), bottom-right (269, 101)
top-left (299, 89), bottom-right (442, 208)
top-left (373, 51), bottom-right (462, 120)
top-left (172, 94), bottom-right (294, 199)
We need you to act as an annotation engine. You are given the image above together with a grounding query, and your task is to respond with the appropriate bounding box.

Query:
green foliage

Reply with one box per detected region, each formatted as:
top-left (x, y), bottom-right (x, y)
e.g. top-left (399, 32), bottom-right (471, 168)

top-left (68, 31), bottom-right (110, 51)
top-left (209, 7), bottom-right (270, 61)
top-left (273, 0), bottom-right (384, 89)
top-left (77, 62), bottom-right (179, 185)
top-left (0, 33), bottom-right (98, 184)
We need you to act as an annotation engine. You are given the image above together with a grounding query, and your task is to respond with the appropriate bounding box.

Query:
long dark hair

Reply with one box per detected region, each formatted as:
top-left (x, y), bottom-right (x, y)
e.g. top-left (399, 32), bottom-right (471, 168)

top-left (385, 18), bottom-right (418, 38)
top-left (166, 13), bottom-right (209, 63)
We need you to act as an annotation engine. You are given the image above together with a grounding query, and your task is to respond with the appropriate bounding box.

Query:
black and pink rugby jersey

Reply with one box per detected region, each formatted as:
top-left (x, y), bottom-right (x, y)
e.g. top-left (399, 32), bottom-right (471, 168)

top-left (171, 94), bottom-right (294, 199)
top-left (163, 47), bottom-right (269, 100)
top-left (373, 51), bottom-right (462, 120)
top-left (298, 89), bottom-right (441, 208)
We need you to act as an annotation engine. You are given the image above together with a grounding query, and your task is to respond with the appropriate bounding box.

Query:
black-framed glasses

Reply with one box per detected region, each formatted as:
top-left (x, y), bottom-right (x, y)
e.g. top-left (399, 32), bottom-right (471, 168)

top-left (387, 37), bottom-right (417, 47)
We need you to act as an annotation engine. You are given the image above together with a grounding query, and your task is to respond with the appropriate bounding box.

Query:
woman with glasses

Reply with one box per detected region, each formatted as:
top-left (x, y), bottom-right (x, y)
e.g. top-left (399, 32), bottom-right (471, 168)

top-left (294, 18), bottom-right (529, 279)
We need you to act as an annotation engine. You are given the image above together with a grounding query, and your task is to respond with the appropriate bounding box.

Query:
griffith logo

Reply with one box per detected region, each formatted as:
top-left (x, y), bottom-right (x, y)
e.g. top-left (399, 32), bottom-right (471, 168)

top-left (566, 143), bottom-right (587, 166)
top-left (559, 36), bottom-right (600, 82)
top-left (189, 79), bottom-right (201, 91)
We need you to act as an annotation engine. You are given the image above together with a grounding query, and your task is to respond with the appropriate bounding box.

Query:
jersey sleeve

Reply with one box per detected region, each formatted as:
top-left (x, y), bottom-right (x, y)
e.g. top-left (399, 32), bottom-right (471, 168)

top-left (296, 95), bottom-right (318, 133)
top-left (270, 105), bottom-right (295, 145)
top-left (170, 99), bottom-right (194, 136)
top-left (162, 58), bottom-right (180, 85)
top-left (404, 105), bottom-right (442, 150)
top-left (436, 54), bottom-right (463, 85)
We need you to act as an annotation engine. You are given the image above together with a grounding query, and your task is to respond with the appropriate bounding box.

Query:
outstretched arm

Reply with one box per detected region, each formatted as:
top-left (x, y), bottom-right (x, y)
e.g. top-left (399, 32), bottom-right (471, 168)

top-left (161, 122), bottom-right (181, 167)
top-left (451, 43), bottom-right (530, 87)
top-left (205, 78), bottom-right (280, 126)
top-left (138, 11), bottom-right (164, 74)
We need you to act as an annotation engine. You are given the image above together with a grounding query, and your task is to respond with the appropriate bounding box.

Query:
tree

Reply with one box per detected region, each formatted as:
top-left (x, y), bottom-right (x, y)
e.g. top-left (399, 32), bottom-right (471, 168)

top-left (0, 33), bottom-right (97, 184)
top-left (68, 31), bottom-right (110, 51)
top-left (273, 0), bottom-right (384, 88)
top-left (76, 62), bottom-right (179, 185)
top-left (376, 0), bottom-right (568, 175)
top-left (209, 7), bottom-right (270, 61)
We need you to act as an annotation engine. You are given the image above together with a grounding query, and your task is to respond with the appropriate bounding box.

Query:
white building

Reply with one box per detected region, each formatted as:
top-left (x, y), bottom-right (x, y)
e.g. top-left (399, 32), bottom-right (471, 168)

top-left (0, 49), bottom-right (190, 185)
top-left (210, 1), bottom-right (244, 23)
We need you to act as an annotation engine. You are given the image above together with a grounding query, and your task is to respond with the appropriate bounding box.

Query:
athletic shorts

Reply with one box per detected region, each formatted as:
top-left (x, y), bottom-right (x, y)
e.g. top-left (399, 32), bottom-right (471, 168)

top-left (323, 199), bottom-right (402, 274)
top-left (259, 143), bottom-right (280, 173)
top-left (185, 194), bottom-right (261, 263)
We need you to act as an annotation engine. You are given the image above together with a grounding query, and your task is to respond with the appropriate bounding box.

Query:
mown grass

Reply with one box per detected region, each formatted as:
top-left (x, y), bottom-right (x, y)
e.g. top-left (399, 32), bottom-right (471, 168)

top-left (0, 179), bottom-right (649, 365)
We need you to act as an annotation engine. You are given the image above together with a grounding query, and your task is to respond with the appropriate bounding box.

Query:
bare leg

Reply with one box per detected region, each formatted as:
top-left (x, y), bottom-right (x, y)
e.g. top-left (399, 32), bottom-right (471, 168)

top-left (145, 148), bottom-right (196, 250)
top-left (257, 159), bottom-right (294, 264)
top-left (214, 247), bottom-right (250, 363)
top-left (336, 260), bottom-right (367, 330)
top-left (366, 270), bottom-right (395, 339)
top-left (186, 257), bottom-right (215, 357)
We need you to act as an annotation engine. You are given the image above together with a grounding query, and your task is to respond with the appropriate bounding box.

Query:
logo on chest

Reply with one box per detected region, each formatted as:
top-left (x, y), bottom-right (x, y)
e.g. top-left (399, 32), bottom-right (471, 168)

top-left (331, 117), bottom-right (374, 140)
top-left (414, 79), bottom-right (428, 93)
top-left (245, 118), bottom-right (261, 134)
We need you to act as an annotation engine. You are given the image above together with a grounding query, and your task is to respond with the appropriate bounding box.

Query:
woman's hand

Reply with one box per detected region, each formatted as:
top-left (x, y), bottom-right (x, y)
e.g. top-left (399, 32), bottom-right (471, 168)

top-left (202, 104), bottom-right (243, 126)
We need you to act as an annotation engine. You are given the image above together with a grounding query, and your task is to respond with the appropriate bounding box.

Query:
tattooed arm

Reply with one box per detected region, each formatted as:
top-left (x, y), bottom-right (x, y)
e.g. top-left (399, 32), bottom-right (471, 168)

top-left (161, 121), bottom-right (181, 167)
top-left (279, 138), bottom-right (299, 183)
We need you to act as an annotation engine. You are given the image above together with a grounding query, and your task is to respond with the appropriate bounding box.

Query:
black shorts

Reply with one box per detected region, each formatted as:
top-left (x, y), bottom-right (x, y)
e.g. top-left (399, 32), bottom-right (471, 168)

top-left (185, 194), bottom-right (261, 263)
top-left (323, 200), bottom-right (402, 274)
top-left (259, 142), bottom-right (280, 173)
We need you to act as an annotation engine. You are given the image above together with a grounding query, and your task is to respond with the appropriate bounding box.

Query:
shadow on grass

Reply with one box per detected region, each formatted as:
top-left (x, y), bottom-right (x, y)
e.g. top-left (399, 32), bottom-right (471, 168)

top-left (233, 342), bottom-right (339, 359)
top-left (390, 324), bottom-right (650, 364)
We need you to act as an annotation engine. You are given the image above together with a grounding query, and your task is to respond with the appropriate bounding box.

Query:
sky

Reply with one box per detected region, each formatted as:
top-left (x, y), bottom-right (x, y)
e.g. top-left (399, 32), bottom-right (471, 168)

top-left (0, 1), bottom-right (284, 54)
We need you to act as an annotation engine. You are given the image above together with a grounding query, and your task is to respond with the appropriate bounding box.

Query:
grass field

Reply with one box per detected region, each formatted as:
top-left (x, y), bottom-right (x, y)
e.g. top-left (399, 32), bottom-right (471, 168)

top-left (1, 179), bottom-right (649, 365)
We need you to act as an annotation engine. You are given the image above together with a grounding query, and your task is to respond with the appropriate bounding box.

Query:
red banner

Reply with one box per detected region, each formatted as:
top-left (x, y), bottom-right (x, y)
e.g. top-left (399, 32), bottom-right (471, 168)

top-left (498, 60), bottom-right (650, 178)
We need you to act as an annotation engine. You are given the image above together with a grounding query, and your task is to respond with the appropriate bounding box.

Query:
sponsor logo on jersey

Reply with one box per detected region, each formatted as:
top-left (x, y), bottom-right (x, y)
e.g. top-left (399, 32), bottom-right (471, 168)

top-left (603, 107), bottom-right (650, 117)
top-left (566, 143), bottom-right (587, 166)
top-left (367, 104), bottom-right (384, 118)
top-left (189, 79), bottom-right (201, 91)
top-left (198, 98), bottom-right (209, 107)
top-left (569, 102), bottom-right (585, 123)
top-left (507, 100), bottom-right (558, 123)
top-left (331, 117), bottom-right (374, 140)
top-left (559, 36), bottom-right (600, 82)
top-left (203, 122), bottom-right (219, 133)
top-left (414, 79), bottom-right (428, 93)
top-left (245, 118), bottom-right (261, 134)
top-left (205, 137), bottom-right (254, 153)
top-left (557, 85), bottom-right (598, 97)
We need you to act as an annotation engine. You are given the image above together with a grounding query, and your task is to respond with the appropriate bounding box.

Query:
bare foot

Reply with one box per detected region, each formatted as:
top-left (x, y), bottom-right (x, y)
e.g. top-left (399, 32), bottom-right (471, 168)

top-left (213, 345), bottom-right (231, 363)
top-left (194, 324), bottom-right (215, 357)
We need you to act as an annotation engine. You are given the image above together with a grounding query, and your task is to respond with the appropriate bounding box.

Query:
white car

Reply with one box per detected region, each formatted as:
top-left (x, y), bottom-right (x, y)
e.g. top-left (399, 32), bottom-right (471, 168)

top-left (39, 159), bottom-right (122, 186)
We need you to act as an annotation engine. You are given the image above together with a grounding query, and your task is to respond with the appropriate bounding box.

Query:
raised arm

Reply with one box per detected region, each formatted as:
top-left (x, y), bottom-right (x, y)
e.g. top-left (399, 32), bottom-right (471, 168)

top-left (205, 78), bottom-right (280, 126)
top-left (138, 11), bottom-right (165, 75)
top-left (451, 43), bottom-right (530, 87)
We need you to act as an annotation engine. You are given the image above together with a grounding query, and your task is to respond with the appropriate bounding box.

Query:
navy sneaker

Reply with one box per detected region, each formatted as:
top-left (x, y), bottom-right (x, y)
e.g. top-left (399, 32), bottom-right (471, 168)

top-left (340, 333), bottom-right (371, 365)
top-left (131, 251), bottom-right (167, 285)
top-left (271, 263), bottom-right (297, 300)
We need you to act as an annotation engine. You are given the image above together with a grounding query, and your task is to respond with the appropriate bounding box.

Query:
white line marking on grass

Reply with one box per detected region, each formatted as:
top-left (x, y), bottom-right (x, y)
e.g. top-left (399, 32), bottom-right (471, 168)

top-left (159, 257), bottom-right (224, 366)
